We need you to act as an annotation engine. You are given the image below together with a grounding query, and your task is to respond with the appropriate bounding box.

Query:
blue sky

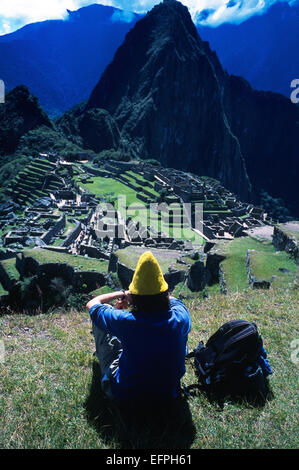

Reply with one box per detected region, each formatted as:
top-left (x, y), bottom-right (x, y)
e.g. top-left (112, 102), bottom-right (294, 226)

top-left (0, 0), bottom-right (295, 35)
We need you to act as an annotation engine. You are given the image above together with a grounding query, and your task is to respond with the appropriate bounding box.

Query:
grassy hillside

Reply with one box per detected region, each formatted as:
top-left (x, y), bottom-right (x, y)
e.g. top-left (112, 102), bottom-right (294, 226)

top-left (220, 237), bottom-right (298, 292)
top-left (0, 284), bottom-right (298, 449)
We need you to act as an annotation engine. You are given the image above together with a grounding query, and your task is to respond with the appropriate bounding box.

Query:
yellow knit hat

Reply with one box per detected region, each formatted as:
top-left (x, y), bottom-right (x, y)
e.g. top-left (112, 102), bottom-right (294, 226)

top-left (129, 251), bottom-right (168, 295)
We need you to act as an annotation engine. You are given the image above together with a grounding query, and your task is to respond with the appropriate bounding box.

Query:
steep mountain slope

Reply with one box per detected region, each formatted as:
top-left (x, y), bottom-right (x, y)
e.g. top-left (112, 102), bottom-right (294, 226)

top-left (198, 2), bottom-right (299, 98)
top-left (1, 1), bottom-right (298, 118)
top-left (224, 76), bottom-right (299, 216)
top-left (0, 4), bottom-right (141, 117)
top-left (84, 0), bottom-right (298, 214)
top-left (86, 0), bottom-right (252, 201)
top-left (0, 85), bottom-right (53, 156)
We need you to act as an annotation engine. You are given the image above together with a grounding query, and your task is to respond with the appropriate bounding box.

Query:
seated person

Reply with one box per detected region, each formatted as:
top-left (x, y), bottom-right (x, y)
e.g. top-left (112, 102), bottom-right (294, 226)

top-left (86, 251), bottom-right (191, 406)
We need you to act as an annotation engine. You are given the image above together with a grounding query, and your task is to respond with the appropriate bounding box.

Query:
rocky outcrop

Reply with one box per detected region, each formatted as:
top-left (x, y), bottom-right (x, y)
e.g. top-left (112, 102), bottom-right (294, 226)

top-left (206, 250), bottom-right (226, 285)
top-left (165, 269), bottom-right (186, 291)
top-left (18, 255), bottom-right (107, 293)
top-left (272, 225), bottom-right (299, 264)
top-left (117, 262), bottom-right (134, 289)
top-left (187, 261), bottom-right (211, 292)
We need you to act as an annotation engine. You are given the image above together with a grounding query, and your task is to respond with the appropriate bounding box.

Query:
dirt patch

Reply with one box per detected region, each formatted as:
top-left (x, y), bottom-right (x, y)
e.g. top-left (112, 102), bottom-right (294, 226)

top-left (282, 222), bottom-right (299, 233)
top-left (244, 226), bottom-right (274, 241)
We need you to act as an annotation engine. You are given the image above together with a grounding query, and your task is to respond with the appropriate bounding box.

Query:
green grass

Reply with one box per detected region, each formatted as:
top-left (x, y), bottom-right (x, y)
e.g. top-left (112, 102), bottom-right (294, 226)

top-left (0, 283), bottom-right (8, 296)
top-left (248, 249), bottom-right (297, 288)
top-left (0, 257), bottom-right (19, 281)
top-left (75, 176), bottom-right (139, 208)
top-left (23, 249), bottom-right (109, 273)
top-left (277, 223), bottom-right (299, 243)
top-left (115, 246), bottom-right (190, 273)
top-left (0, 285), bottom-right (298, 449)
top-left (220, 237), bottom-right (298, 293)
top-left (0, 224), bottom-right (17, 239)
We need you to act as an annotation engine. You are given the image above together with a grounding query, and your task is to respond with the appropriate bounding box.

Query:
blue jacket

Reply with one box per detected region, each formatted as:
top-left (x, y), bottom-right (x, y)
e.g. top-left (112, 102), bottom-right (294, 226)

top-left (89, 297), bottom-right (191, 403)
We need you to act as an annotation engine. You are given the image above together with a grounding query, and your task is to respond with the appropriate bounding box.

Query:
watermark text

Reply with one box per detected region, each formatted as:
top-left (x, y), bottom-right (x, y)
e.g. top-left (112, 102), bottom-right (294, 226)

top-left (290, 79), bottom-right (299, 104)
top-left (290, 339), bottom-right (299, 364)
top-left (0, 340), bottom-right (5, 364)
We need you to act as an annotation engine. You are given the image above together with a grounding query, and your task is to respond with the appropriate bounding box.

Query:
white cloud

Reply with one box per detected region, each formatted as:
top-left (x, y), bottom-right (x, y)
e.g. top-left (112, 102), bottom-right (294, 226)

top-left (0, 0), bottom-right (292, 35)
top-left (0, 21), bottom-right (12, 35)
top-left (0, 1), bottom-right (95, 34)
top-left (111, 0), bottom-right (284, 26)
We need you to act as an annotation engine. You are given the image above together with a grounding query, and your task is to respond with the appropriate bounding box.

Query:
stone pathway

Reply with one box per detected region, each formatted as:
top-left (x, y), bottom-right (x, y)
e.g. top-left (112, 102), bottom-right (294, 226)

top-left (244, 225), bottom-right (274, 241)
top-left (282, 222), bottom-right (299, 232)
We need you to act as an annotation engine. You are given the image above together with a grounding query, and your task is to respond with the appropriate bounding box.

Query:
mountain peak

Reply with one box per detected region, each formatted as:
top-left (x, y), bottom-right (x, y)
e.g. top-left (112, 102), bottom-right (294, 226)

top-left (87, 0), bottom-right (205, 114)
top-left (0, 86), bottom-right (52, 155)
top-left (86, 0), bottom-right (252, 200)
top-left (147, 0), bottom-right (199, 42)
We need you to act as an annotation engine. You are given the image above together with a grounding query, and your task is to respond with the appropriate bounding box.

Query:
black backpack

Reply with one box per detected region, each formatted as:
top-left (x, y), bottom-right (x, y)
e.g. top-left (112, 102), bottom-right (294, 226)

top-left (186, 319), bottom-right (269, 405)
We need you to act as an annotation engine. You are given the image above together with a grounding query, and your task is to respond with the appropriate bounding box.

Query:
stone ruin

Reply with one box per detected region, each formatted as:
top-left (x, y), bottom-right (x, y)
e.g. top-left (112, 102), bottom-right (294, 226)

top-left (0, 154), bottom-right (280, 303)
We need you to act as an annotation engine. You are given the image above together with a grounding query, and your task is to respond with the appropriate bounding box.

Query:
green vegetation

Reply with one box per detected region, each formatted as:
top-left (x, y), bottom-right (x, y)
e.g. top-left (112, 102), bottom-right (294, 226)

top-left (219, 237), bottom-right (298, 292)
top-left (23, 249), bottom-right (109, 274)
top-left (0, 257), bottom-right (20, 282)
top-left (17, 126), bottom-right (82, 160)
top-left (248, 249), bottom-right (297, 288)
top-left (0, 155), bottom-right (32, 203)
top-left (0, 284), bottom-right (8, 296)
top-left (5, 157), bottom-right (64, 206)
top-left (76, 176), bottom-right (139, 207)
top-left (260, 190), bottom-right (293, 223)
top-left (0, 285), bottom-right (298, 448)
top-left (0, 86), bottom-right (85, 205)
top-left (116, 246), bottom-right (190, 273)
top-left (0, 86), bottom-right (52, 157)
top-left (94, 149), bottom-right (131, 163)
top-left (276, 223), bottom-right (299, 243)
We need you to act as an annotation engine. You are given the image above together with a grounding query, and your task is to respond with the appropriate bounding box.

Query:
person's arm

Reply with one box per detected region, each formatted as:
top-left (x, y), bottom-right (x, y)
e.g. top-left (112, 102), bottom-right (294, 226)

top-left (86, 290), bottom-right (131, 311)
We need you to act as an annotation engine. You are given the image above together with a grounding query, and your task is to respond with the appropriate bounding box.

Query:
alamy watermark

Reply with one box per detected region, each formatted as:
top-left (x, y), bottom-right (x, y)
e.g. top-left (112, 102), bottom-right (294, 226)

top-left (290, 339), bottom-right (299, 364)
top-left (0, 80), bottom-right (4, 103)
top-left (93, 195), bottom-right (204, 242)
top-left (290, 79), bottom-right (299, 104)
top-left (0, 340), bottom-right (5, 364)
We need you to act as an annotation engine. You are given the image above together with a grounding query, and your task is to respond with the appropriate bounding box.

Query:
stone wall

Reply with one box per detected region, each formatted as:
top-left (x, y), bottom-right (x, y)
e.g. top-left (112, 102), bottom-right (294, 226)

top-left (41, 215), bottom-right (66, 245)
top-left (79, 244), bottom-right (110, 260)
top-left (41, 246), bottom-right (69, 254)
top-left (81, 165), bottom-right (107, 177)
top-left (61, 222), bottom-right (82, 247)
top-left (108, 253), bottom-right (118, 273)
top-left (117, 262), bottom-right (134, 289)
top-left (74, 271), bottom-right (106, 291)
top-left (165, 269), bottom-right (186, 291)
top-left (19, 255), bottom-right (107, 293)
top-left (205, 251), bottom-right (226, 284)
top-left (219, 264), bottom-right (228, 294)
top-left (136, 193), bottom-right (150, 204)
top-left (272, 225), bottom-right (299, 264)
